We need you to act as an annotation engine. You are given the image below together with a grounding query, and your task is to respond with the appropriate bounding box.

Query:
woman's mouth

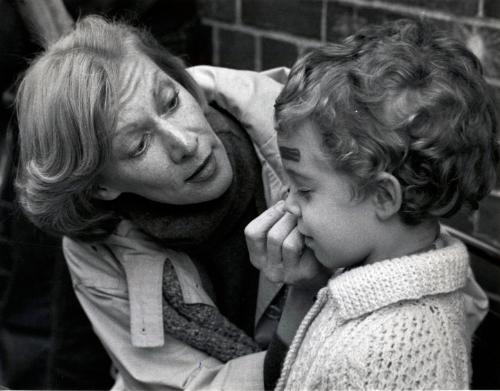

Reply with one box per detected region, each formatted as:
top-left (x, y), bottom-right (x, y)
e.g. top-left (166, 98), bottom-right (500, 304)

top-left (185, 152), bottom-right (217, 183)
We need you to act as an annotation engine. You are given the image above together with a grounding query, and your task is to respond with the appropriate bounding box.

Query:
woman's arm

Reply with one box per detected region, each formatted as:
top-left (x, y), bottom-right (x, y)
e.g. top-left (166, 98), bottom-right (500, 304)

top-left (63, 236), bottom-right (268, 390)
top-left (244, 202), bottom-right (332, 389)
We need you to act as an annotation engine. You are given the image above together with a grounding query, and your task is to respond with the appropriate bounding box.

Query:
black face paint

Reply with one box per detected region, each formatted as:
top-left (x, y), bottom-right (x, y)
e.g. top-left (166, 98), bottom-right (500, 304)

top-left (279, 146), bottom-right (301, 162)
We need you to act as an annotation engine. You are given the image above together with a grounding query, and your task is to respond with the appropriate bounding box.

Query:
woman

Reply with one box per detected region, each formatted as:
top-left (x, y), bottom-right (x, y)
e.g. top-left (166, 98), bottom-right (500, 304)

top-left (15, 15), bottom-right (324, 390)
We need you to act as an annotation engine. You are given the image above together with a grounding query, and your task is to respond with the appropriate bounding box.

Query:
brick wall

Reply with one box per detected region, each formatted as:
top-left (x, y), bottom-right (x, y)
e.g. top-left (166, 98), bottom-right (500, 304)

top-left (198, 0), bottom-right (500, 260)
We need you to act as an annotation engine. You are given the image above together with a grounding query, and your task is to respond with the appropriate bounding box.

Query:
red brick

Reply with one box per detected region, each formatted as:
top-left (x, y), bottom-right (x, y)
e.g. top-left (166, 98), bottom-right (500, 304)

top-left (242, 0), bottom-right (322, 39)
top-left (191, 24), bottom-right (213, 65)
top-left (477, 195), bottom-right (500, 248)
top-left (382, 0), bottom-right (479, 17)
top-left (484, 0), bottom-right (500, 19)
top-left (218, 29), bottom-right (256, 70)
top-left (325, 3), bottom-right (460, 42)
top-left (262, 38), bottom-right (299, 70)
top-left (198, 0), bottom-right (236, 22)
top-left (326, 3), bottom-right (410, 42)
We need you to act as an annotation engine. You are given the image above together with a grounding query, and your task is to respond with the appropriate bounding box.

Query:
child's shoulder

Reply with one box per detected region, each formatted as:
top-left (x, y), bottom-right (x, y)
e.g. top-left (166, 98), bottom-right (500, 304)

top-left (309, 292), bottom-right (470, 389)
top-left (326, 234), bottom-right (469, 325)
top-left (357, 291), bottom-right (466, 337)
top-left (324, 272), bottom-right (469, 359)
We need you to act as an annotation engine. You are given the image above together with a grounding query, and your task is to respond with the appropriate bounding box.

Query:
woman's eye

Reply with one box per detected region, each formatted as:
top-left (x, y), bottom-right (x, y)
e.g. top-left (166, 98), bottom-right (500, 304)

top-left (129, 132), bottom-right (151, 158)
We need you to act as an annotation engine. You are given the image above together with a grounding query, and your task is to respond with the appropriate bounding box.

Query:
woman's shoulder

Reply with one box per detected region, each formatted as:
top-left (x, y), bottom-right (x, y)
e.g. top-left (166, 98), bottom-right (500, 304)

top-left (62, 233), bottom-right (126, 290)
top-left (62, 219), bottom-right (173, 288)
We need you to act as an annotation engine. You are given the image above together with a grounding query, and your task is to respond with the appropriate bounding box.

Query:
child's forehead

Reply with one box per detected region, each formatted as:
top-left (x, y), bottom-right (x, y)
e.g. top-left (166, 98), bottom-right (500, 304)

top-left (277, 121), bottom-right (329, 164)
top-left (277, 117), bottom-right (320, 136)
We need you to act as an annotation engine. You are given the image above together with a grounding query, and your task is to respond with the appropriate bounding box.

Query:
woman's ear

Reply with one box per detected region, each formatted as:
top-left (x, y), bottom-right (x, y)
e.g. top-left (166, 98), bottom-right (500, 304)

top-left (93, 185), bottom-right (121, 201)
top-left (371, 172), bottom-right (402, 221)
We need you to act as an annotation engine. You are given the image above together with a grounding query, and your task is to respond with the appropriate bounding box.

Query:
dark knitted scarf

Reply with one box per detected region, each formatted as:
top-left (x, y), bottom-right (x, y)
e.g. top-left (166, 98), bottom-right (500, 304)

top-left (111, 107), bottom-right (265, 362)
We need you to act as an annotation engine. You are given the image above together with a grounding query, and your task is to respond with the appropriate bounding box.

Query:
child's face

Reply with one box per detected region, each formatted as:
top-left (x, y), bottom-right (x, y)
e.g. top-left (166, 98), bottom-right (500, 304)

top-left (278, 120), bottom-right (379, 270)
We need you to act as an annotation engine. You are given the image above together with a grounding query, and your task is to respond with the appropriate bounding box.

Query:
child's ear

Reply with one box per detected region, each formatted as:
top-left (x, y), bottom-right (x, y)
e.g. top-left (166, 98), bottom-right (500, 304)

top-left (371, 172), bottom-right (402, 221)
top-left (93, 185), bottom-right (121, 201)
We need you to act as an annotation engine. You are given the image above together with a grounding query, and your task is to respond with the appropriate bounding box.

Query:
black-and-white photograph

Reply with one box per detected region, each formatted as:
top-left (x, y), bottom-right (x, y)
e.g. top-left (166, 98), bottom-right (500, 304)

top-left (0, 0), bottom-right (499, 389)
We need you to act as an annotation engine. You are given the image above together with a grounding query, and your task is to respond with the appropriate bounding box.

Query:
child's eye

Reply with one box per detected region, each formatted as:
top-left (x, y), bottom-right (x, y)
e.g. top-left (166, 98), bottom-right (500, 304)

top-left (289, 187), bottom-right (311, 201)
top-left (298, 188), bottom-right (311, 198)
top-left (129, 132), bottom-right (152, 158)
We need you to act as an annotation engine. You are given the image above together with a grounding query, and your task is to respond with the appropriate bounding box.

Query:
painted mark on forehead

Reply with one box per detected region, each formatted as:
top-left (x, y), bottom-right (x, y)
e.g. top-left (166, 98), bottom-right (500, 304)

top-left (279, 146), bottom-right (301, 162)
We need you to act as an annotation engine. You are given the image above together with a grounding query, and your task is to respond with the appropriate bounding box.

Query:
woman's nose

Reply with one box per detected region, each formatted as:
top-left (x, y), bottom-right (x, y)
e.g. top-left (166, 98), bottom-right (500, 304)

top-left (158, 119), bottom-right (198, 163)
top-left (284, 191), bottom-right (301, 217)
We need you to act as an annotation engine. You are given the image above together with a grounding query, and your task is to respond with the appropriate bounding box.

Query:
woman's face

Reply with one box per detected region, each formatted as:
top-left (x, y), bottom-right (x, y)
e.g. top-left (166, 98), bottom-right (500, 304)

top-left (97, 54), bottom-right (233, 204)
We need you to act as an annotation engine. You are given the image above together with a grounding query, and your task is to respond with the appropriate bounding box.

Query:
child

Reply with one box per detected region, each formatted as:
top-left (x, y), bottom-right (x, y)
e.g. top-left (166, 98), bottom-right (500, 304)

top-left (272, 19), bottom-right (498, 390)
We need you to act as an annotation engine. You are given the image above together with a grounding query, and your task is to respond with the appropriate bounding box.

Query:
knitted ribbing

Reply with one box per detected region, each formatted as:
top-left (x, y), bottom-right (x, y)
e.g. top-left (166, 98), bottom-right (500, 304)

top-left (276, 235), bottom-right (473, 390)
top-left (275, 288), bottom-right (329, 390)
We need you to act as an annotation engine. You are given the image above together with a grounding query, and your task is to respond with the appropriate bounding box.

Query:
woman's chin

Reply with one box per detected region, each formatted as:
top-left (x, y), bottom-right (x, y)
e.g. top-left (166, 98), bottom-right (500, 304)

top-left (209, 161), bottom-right (234, 198)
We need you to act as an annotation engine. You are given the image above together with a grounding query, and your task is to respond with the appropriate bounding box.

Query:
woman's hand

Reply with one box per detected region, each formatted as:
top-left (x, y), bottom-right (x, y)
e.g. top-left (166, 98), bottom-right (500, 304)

top-left (244, 200), bottom-right (331, 289)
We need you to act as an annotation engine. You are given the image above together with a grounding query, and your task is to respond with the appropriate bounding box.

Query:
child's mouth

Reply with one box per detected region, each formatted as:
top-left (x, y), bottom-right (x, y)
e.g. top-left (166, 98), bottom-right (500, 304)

top-left (304, 235), bottom-right (313, 248)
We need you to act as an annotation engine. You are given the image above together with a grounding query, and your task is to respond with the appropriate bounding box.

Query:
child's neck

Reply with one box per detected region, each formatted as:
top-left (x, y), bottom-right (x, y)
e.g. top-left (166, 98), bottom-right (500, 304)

top-left (364, 219), bottom-right (440, 266)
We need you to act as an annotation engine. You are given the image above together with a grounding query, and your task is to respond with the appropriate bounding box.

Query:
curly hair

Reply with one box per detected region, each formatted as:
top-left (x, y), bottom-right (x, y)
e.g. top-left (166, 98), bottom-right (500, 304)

top-left (275, 19), bottom-right (499, 225)
top-left (16, 15), bottom-right (205, 240)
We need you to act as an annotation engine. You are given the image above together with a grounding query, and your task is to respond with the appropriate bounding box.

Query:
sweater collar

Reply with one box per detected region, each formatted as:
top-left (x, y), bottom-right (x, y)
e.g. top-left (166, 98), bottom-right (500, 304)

top-left (327, 234), bottom-right (469, 321)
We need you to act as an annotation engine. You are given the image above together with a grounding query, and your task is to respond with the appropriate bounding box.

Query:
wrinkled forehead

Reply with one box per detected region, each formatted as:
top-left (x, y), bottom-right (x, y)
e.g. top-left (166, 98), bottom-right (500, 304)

top-left (117, 54), bottom-right (176, 108)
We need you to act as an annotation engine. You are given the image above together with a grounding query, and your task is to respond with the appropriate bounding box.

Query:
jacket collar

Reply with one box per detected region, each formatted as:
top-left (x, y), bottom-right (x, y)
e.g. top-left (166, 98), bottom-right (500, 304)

top-left (327, 235), bottom-right (469, 321)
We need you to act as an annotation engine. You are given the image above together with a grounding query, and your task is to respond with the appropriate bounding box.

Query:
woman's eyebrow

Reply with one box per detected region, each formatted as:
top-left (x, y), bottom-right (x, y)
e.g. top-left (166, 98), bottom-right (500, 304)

top-left (153, 71), bottom-right (176, 93)
top-left (153, 74), bottom-right (177, 107)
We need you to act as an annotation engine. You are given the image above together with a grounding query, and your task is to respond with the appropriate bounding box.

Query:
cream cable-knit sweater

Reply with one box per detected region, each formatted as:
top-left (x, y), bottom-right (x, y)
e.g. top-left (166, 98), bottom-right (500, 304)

top-left (276, 235), bottom-right (474, 390)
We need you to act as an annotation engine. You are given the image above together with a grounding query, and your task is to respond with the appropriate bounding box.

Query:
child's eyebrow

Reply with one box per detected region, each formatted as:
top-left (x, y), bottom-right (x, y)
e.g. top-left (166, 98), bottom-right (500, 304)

top-left (284, 167), bottom-right (315, 187)
top-left (279, 146), bottom-right (301, 162)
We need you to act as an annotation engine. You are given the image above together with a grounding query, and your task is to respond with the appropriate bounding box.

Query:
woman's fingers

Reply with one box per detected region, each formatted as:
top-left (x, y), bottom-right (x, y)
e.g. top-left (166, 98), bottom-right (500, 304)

top-left (282, 227), bottom-right (304, 272)
top-left (262, 212), bottom-right (297, 282)
top-left (285, 248), bottom-right (332, 288)
top-left (266, 212), bottom-right (297, 269)
top-left (245, 200), bottom-right (286, 269)
top-left (282, 229), bottom-right (321, 284)
top-left (245, 201), bottom-right (332, 287)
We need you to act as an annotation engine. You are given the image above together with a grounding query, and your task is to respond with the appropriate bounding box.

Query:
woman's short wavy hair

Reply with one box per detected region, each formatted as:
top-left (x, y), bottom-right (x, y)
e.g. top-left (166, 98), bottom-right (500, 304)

top-left (275, 19), bottom-right (499, 225)
top-left (16, 15), bottom-right (205, 240)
